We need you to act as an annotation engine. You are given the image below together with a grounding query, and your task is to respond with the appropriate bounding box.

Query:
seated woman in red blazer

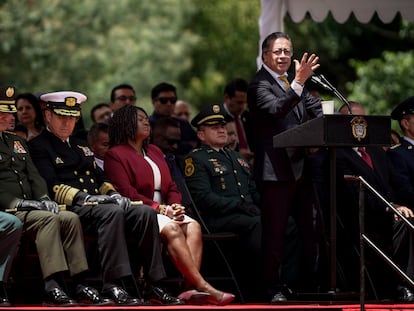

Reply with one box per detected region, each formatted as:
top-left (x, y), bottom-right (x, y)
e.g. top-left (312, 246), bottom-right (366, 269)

top-left (104, 105), bottom-right (234, 306)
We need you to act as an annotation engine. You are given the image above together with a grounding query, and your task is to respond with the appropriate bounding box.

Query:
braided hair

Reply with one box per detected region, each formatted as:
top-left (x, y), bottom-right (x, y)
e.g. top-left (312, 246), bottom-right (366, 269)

top-left (108, 105), bottom-right (149, 148)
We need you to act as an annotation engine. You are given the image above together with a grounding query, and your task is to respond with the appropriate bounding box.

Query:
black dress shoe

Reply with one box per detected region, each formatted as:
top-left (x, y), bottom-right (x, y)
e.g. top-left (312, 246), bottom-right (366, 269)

top-left (145, 286), bottom-right (185, 305)
top-left (397, 287), bottom-right (414, 303)
top-left (44, 287), bottom-right (77, 306)
top-left (102, 286), bottom-right (143, 305)
top-left (270, 291), bottom-right (287, 304)
top-left (75, 285), bottom-right (114, 306)
top-left (0, 297), bottom-right (10, 307)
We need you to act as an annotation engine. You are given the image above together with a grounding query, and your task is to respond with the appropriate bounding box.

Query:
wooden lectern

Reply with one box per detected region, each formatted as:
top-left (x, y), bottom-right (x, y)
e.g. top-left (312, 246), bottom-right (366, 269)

top-left (273, 114), bottom-right (390, 295)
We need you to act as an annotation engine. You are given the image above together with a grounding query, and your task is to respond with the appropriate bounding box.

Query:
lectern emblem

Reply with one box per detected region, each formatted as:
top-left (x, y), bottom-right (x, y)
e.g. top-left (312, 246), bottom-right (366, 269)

top-left (350, 116), bottom-right (367, 141)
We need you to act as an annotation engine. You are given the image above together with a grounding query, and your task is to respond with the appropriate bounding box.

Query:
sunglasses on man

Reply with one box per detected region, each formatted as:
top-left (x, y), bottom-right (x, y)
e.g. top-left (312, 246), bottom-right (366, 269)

top-left (156, 97), bottom-right (177, 105)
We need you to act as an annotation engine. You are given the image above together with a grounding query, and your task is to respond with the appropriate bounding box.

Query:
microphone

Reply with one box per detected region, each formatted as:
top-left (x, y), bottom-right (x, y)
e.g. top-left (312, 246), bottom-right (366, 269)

top-left (310, 74), bottom-right (332, 91)
top-left (311, 73), bottom-right (353, 115)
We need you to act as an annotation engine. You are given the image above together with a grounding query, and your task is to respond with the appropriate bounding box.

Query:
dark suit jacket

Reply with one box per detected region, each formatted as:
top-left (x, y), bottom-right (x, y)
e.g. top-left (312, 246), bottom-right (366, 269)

top-left (335, 146), bottom-right (394, 239)
top-left (387, 138), bottom-right (414, 208)
top-left (28, 130), bottom-right (108, 202)
top-left (104, 143), bottom-right (182, 210)
top-left (247, 66), bottom-right (322, 182)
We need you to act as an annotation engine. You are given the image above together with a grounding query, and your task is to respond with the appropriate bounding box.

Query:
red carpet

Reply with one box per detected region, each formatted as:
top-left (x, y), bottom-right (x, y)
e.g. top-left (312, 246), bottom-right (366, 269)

top-left (1, 303), bottom-right (414, 311)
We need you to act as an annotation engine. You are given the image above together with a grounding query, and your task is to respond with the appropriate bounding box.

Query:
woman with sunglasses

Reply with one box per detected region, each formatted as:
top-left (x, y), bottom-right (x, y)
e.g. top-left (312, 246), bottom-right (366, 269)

top-left (104, 105), bottom-right (235, 306)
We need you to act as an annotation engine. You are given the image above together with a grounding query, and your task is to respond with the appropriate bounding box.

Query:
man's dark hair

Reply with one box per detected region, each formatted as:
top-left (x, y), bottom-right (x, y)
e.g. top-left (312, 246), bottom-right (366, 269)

top-left (90, 103), bottom-right (110, 122)
top-left (87, 122), bottom-right (109, 144)
top-left (110, 83), bottom-right (135, 102)
top-left (261, 32), bottom-right (292, 61)
top-left (224, 78), bottom-right (248, 98)
top-left (151, 82), bottom-right (177, 99)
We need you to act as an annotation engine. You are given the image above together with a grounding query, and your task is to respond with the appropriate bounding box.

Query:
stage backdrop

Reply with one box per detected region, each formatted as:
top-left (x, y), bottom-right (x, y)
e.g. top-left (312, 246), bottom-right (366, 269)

top-left (257, 0), bottom-right (414, 67)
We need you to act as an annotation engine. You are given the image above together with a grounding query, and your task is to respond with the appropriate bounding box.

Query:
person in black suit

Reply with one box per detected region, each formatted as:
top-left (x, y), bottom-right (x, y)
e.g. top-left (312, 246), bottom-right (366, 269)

top-left (247, 31), bottom-right (322, 303)
top-left (222, 78), bottom-right (254, 164)
top-left (333, 102), bottom-right (414, 302)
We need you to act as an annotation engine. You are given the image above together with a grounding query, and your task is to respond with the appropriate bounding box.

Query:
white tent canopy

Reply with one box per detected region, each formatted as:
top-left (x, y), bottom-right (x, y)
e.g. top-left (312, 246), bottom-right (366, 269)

top-left (258, 0), bottom-right (414, 66)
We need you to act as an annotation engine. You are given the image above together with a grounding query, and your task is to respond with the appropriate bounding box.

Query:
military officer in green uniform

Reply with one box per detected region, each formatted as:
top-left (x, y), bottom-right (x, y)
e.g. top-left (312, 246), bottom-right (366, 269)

top-left (0, 86), bottom-right (111, 306)
top-left (184, 104), bottom-right (262, 301)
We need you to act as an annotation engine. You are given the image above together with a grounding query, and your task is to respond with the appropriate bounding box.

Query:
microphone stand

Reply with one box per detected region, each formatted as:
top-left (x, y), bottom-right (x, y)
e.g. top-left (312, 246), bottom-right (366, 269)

top-left (318, 74), bottom-right (353, 115)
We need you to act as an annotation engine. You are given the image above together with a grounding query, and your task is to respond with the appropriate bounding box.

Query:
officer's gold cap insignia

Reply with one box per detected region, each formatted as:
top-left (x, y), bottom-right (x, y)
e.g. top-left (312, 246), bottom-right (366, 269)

top-left (65, 97), bottom-right (76, 107)
top-left (212, 105), bottom-right (220, 113)
top-left (5, 87), bottom-right (14, 98)
top-left (184, 158), bottom-right (195, 177)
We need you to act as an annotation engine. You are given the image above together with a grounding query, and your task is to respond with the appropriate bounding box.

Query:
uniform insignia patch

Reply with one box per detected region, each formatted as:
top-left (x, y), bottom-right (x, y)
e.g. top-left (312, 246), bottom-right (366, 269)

top-left (237, 158), bottom-right (249, 168)
top-left (13, 140), bottom-right (27, 154)
top-left (78, 145), bottom-right (94, 156)
top-left (55, 157), bottom-right (64, 164)
top-left (185, 158), bottom-right (195, 177)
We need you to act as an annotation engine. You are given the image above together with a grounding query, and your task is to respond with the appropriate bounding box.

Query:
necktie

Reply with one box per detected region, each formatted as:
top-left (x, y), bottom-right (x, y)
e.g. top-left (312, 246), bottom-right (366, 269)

top-left (279, 76), bottom-right (290, 90)
top-left (357, 147), bottom-right (374, 169)
top-left (234, 117), bottom-right (248, 149)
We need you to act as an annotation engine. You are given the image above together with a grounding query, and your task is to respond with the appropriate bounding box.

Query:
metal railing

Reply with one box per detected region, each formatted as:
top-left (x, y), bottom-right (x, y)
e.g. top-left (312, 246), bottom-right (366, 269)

top-left (358, 176), bottom-right (414, 311)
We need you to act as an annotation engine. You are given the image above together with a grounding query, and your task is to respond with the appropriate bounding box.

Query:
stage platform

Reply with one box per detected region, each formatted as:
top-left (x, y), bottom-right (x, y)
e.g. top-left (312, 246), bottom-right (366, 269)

top-left (0, 302), bottom-right (413, 311)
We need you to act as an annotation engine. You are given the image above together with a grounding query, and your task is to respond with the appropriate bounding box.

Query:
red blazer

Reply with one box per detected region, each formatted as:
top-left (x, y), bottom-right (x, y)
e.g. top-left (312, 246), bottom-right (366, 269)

top-left (104, 143), bottom-right (182, 210)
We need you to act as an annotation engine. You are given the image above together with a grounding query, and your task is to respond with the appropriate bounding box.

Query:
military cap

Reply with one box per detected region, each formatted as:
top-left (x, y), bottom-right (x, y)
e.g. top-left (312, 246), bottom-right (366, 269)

top-left (0, 85), bottom-right (17, 113)
top-left (41, 91), bottom-right (87, 117)
top-left (391, 96), bottom-right (414, 120)
top-left (191, 104), bottom-right (227, 128)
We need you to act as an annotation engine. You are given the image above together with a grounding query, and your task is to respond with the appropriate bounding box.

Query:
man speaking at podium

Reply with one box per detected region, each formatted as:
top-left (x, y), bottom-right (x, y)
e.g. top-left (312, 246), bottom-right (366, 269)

top-left (247, 31), bottom-right (323, 303)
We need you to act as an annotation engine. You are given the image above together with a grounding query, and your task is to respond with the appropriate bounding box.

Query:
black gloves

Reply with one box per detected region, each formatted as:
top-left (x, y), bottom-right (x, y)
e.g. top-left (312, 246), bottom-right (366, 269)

top-left (84, 195), bottom-right (117, 205)
top-left (237, 201), bottom-right (261, 216)
top-left (74, 191), bottom-right (130, 210)
top-left (110, 192), bottom-right (131, 211)
top-left (39, 198), bottom-right (60, 214)
top-left (17, 200), bottom-right (44, 211)
top-left (17, 199), bottom-right (59, 213)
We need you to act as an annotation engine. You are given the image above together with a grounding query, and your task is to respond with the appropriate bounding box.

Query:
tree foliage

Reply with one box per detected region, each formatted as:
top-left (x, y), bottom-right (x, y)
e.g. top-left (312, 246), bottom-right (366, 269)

top-left (0, 0), bottom-right (199, 126)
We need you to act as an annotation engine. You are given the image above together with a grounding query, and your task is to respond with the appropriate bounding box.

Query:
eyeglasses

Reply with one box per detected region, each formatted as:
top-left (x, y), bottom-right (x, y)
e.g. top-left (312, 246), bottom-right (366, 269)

top-left (268, 49), bottom-right (292, 56)
top-left (157, 97), bottom-right (177, 105)
top-left (115, 95), bottom-right (137, 102)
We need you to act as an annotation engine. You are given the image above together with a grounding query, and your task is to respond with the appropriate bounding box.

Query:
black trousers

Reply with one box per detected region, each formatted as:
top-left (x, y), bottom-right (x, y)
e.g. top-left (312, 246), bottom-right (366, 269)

top-left (70, 203), bottom-right (166, 286)
top-left (258, 178), bottom-right (318, 295)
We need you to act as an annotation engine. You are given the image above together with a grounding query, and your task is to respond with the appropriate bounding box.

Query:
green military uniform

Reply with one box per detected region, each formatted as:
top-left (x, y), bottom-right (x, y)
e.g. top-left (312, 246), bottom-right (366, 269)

top-left (185, 144), bottom-right (260, 233)
top-left (185, 104), bottom-right (262, 300)
top-left (0, 86), bottom-right (87, 280)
